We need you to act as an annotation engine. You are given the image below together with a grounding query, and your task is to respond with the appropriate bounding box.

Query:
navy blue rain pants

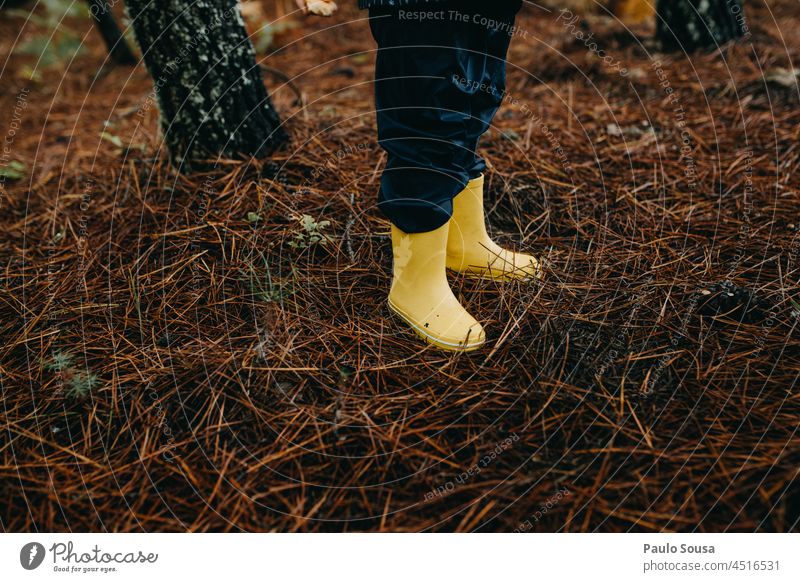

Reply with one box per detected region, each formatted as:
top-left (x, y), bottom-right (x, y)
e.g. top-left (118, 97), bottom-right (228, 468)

top-left (369, 0), bottom-right (523, 233)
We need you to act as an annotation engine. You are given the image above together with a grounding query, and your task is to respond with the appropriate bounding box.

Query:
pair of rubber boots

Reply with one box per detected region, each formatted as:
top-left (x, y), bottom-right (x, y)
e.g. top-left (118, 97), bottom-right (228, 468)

top-left (388, 175), bottom-right (540, 352)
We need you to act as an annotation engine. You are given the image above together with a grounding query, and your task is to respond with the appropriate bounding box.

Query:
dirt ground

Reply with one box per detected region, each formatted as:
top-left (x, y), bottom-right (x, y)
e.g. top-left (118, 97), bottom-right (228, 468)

top-left (1, 1), bottom-right (799, 532)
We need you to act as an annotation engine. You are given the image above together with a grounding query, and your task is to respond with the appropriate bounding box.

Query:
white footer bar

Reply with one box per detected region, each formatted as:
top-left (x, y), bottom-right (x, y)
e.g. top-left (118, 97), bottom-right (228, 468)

top-left (1, 533), bottom-right (797, 581)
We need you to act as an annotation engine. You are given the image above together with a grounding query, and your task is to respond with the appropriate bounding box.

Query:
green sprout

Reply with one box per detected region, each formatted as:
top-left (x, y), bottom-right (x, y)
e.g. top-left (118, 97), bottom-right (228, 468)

top-left (0, 160), bottom-right (26, 181)
top-left (66, 372), bottom-right (100, 400)
top-left (44, 350), bottom-right (74, 372)
top-left (288, 214), bottom-right (331, 250)
top-left (246, 255), bottom-right (295, 304)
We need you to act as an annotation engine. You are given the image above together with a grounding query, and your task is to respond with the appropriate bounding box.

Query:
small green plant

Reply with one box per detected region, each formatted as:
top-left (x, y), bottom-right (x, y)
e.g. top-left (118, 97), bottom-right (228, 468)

top-left (246, 257), bottom-right (294, 304)
top-left (43, 350), bottom-right (101, 399)
top-left (66, 371), bottom-right (100, 400)
top-left (0, 160), bottom-right (26, 181)
top-left (44, 350), bottom-right (74, 372)
top-left (288, 214), bottom-right (331, 250)
top-left (14, 34), bottom-right (84, 67)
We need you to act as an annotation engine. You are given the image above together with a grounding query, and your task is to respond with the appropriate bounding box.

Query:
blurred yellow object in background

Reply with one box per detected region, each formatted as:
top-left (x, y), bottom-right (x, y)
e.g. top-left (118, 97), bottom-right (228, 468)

top-left (609, 0), bottom-right (655, 24)
top-left (542, 0), bottom-right (654, 23)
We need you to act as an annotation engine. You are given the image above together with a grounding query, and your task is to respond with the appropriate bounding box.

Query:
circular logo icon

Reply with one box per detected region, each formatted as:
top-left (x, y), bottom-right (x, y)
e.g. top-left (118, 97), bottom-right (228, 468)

top-left (20, 542), bottom-right (46, 570)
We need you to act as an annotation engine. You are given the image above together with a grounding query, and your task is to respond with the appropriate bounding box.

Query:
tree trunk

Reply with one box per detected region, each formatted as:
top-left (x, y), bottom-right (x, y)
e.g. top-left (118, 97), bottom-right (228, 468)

top-left (125, 0), bottom-right (287, 169)
top-left (88, 0), bottom-right (137, 65)
top-left (656, 0), bottom-right (747, 52)
top-left (0, 0), bottom-right (31, 8)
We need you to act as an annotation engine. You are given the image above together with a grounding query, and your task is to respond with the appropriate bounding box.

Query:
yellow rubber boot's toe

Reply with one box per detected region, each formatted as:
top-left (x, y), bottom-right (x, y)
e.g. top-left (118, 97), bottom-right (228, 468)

top-left (446, 174), bottom-right (541, 282)
top-left (388, 223), bottom-right (486, 352)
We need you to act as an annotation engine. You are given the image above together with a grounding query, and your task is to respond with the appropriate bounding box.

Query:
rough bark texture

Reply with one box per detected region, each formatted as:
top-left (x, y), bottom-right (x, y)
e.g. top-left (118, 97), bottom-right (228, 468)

top-left (657, 0), bottom-right (747, 52)
top-left (126, 0), bottom-right (287, 168)
top-left (87, 0), bottom-right (137, 65)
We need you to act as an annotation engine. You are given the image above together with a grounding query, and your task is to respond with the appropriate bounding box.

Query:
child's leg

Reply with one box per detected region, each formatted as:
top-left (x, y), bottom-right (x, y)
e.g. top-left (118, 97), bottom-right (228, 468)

top-left (369, 5), bottom-right (489, 351)
top-left (445, 1), bottom-right (541, 281)
top-left (462, 0), bottom-right (523, 178)
top-left (368, 5), bottom-right (477, 234)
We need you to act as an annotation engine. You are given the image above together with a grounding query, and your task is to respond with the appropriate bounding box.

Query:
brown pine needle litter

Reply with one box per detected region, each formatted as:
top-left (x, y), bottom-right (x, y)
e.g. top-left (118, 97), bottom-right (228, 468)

top-left (1, 1), bottom-right (799, 532)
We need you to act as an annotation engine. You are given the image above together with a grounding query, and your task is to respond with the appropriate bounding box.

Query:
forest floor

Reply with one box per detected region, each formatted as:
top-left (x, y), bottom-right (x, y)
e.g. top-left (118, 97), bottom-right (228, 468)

top-left (1, 1), bottom-right (799, 532)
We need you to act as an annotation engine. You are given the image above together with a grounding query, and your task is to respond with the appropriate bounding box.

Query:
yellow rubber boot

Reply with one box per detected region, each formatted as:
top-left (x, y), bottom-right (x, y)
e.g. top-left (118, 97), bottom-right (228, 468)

top-left (388, 223), bottom-right (486, 352)
top-left (447, 175), bottom-right (541, 281)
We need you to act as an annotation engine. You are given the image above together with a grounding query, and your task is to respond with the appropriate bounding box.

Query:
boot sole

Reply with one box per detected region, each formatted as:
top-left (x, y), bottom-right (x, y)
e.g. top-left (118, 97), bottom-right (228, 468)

top-left (387, 299), bottom-right (485, 353)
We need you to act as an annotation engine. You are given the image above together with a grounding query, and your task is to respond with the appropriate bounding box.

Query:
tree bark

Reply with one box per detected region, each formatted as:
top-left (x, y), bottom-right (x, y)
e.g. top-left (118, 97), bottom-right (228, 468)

top-left (88, 0), bottom-right (137, 65)
top-left (656, 0), bottom-right (747, 52)
top-left (125, 0), bottom-right (287, 169)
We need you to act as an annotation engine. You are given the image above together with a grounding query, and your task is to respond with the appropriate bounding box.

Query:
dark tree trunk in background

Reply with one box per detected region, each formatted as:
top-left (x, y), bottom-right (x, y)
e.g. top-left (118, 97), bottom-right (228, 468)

top-left (657, 0), bottom-right (747, 52)
top-left (125, 0), bottom-right (287, 169)
top-left (0, 0), bottom-right (31, 8)
top-left (88, 0), bottom-right (137, 65)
